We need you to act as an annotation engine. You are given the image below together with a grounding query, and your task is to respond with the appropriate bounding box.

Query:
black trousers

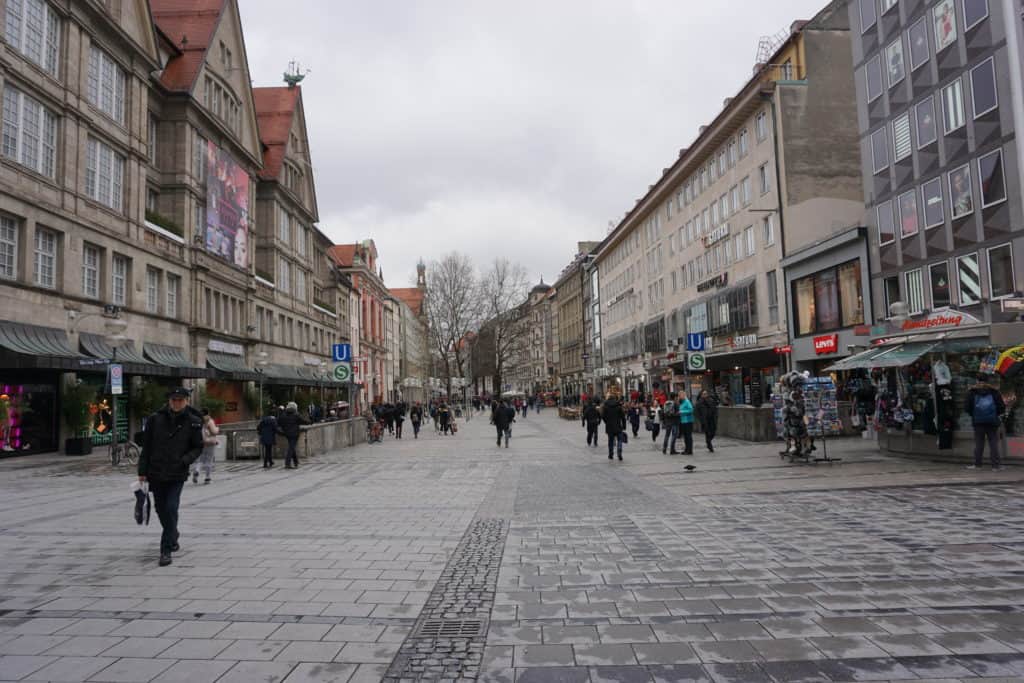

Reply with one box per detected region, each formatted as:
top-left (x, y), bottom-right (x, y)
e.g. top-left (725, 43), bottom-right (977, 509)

top-left (651, 424), bottom-right (661, 441)
top-left (607, 432), bottom-right (624, 458)
top-left (680, 423), bottom-right (694, 453)
top-left (395, 420), bottom-right (404, 438)
top-left (285, 436), bottom-right (299, 467)
top-left (586, 423), bottom-right (599, 446)
top-left (704, 422), bottom-right (717, 450)
top-left (150, 480), bottom-right (184, 555)
top-left (630, 420), bottom-right (640, 437)
top-left (412, 421), bottom-right (421, 438)
top-left (974, 425), bottom-right (1001, 467)
top-left (261, 442), bottom-right (274, 466)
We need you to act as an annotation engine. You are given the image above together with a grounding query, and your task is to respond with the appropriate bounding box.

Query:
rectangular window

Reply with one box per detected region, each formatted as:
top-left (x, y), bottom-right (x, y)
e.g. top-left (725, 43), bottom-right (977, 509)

top-left (2, 85), bottom-right (57, 178)
top-left (921, 177), bottom-right (944, 228)
top-left (978, 148), bottom-right (1006, 208)
top-left (871, 127), bottom-right (888, 173)
top-left (905, 268), bottom-right (925, 314)
top-left (112, 254), bottom-right (127, 306)
top-left (733, 234), bottom-right (743, 262)
top-left (988, 243), bottom-right (1015, 299)
top-left (279, 207), bottom-right (290, 243)
top-left (929, 261), bottom-right (951, 308)
top-left (881, 0), bottom-right (897, 12)
top-left (762, 214), bottom-right (774, 245)
top-left (717, 150), bottom-right (726, 176)
top-left (740, 176), bottom-right (751, 204)
top-left (87, 45), bottom-right (126, 123)
top-left (766, 270), bottom-right (778, 325)
top-left (793, 276), bottom-right (815, 335)
top-left (839, 261), bottom-right (864, 327)
top-left (166, 274), bottom-right (179, 318)
top-left (719, 194), bottom-right (728, 218)
top-left (941, 77), bottom-right (965, 133)
top-left (4, 0), bottom-right (60, 76)
top-left (0, 215), bottom-right (17, 280)
top-left (909, 17), bottom-right (930, 71)
top-left (193, 130), bottom-right (207, 181)
top-left (295, 269), bottom-right (306, 301)
top-left (279, 258), bottom-right (290, 294)
top-left (865, 55), bottom-right (883, 102)
top-left (85, 138), bottom-right (125, 211)
top-left (148, 116), bottom-right (157, 164)
top-left (877, 199), bottom-right (896, 246)
top-left (82, 243), bottom-right (99, 299)
top-left (860, 0), bottom-right (877, 32)
top-left (33, 227), bottom-right (55, 288)
top-left (883, 276), bottom-right (900, 317)
top-left (949, 163), bottom-right (974, 218)
top-left (915, 96), bottom-right (938, 148)
top-left (963, 0), bottom-right (989, 30)
top-left (886, 37), bottom-right (905, 88)
top-left (933, 0), bottom-right (958, 53)
top-left (759, 164), bottom-right (770, 193)
top-left (892, 113), bottom-right (912, 161)
top-left (738, 128), bottom-right (749, 157)
top-left (970, 57), bottom-right (998, 118)
top-left (898, 189), bottom-right (919, 238)
top-left (744, 225), bottom-right (755, 256)
top-left (755, 111), bottom-right (768, 141)
top-left (957, 252), bottom-right (982, 304)
top-left (146, 268), bottom-right (159, 313)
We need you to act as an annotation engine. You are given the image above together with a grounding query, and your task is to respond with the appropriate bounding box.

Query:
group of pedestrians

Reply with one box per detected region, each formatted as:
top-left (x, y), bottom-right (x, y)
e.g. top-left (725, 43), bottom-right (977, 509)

top-left (256, 402), bottom-right (305, 469)
top-left (582, 389), bottom-right (720, 460)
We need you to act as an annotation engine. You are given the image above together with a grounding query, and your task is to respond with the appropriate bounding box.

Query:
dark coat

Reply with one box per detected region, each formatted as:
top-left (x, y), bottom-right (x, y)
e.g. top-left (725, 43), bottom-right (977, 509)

top-left (277, 410), bottom-right (306, 439)
top-left (582, 404), bottom-right (602, 426)
top-left (601, 398), bottom-right (627, 435)
top-left (661, 401), bottom-right (678, 426)
top-left (965, 384), bottom-right (1006, 426)
top-left (409, 406), bottom-right (423, 423)
top-left (695, 397), bottom-right (718, 428)
top-left (138, 405), bottom-right (204, 483)
top-left (492, 404), bottom-right (515, 429)
top-left (257, 415), bottom-right (278, 445)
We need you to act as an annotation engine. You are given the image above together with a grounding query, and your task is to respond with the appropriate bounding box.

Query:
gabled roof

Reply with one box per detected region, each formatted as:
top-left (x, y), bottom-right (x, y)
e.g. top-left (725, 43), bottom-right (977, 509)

top-left (253, 86), bottom-right (300, 181)
top-left (390, 288), bottom-right (425, 317)
top-left (149, 0), bottom-right (223, 91)
top-left (328, 244), bottom-right (357, 267)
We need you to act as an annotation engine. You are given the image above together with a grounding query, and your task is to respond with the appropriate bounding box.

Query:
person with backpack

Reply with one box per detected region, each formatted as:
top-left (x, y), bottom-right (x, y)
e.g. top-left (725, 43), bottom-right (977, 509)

top-left (409, 402), bottom-right (424, 439)
top-left (965, 373), bottom-right (1006, 470)
top-left (661, 399), bottom-right (679, 455)
top-left (582, 399), bottom-right (602, 447)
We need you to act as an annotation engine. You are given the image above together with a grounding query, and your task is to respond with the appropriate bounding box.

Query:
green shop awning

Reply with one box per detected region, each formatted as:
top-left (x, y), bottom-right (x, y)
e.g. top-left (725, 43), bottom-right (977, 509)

top-left (261, 363), bottom-right (319, 387)
top-left (207, 351), bottom-right (259, 381)
top-left (870, 342), bottom-right (939, 368)
top-left (823, 347), bottom-right (893, 372)
top-left (79, 333), bottom-right (169, 376)
top-left (143, 343), bottom-right (212, 378)
top-left (0, 320), bottom-right (90, 370)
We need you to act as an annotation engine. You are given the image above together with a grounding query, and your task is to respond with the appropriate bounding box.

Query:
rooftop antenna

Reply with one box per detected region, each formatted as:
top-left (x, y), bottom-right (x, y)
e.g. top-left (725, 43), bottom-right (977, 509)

top-left (284, 59), bottom-right (310, 88)
top-left (753, 26), bottom-right (789, 73)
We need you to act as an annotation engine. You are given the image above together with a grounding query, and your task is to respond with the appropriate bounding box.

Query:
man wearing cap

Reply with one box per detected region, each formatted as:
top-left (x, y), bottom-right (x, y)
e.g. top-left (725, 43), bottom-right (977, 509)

top-left (138, 387), bottom-right (204, 566)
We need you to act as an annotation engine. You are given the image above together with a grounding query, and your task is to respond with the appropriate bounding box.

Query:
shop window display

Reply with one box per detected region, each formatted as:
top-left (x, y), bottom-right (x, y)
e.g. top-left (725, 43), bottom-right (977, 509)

top-left (0, 382), bottom-right (58, 454)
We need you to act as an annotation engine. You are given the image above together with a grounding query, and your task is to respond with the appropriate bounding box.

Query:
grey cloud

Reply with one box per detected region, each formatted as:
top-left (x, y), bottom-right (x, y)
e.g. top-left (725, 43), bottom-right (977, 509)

top-left (241, 0), bottom-right (828, 287)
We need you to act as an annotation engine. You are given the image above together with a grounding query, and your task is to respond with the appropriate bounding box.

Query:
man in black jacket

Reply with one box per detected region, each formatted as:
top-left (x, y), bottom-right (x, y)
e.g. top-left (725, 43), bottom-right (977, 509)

top-left (582, 400), bottom-right (602, 447)
top-left (138, 387), bottom-right (203, 566)
top-left (601, 393), bottom-right (627, 461)
top-left (965, 373), bottom-right (1007, 470)
top-left (492, 400), bottom-right (515, 448)
top-left (277, 402), bottom-right (306, 469)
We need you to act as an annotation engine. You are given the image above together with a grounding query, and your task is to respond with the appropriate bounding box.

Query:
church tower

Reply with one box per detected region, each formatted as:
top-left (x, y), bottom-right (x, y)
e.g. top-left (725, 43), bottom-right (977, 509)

top-left (416, 259), bottom-right (426, 289)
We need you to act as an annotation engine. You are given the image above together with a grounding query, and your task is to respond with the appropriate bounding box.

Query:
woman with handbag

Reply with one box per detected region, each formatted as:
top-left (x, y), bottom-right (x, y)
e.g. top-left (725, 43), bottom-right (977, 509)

top-left (193, 409), bottom-right (219, 484)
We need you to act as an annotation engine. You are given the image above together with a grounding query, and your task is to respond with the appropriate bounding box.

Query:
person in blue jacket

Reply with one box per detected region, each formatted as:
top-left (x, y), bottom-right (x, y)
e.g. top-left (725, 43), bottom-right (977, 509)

top-left (678, 392), bottom-right (695, 455)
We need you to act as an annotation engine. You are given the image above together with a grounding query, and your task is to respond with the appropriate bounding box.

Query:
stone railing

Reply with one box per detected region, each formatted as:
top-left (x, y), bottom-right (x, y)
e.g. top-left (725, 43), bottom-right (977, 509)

top-left (220, 417), bottom-right (367, 461)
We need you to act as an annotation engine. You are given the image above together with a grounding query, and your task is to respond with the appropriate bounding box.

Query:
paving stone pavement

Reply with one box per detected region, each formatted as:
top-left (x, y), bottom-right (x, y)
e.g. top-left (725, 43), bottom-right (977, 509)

top-left (1, 412), bottom-right (1024, 682)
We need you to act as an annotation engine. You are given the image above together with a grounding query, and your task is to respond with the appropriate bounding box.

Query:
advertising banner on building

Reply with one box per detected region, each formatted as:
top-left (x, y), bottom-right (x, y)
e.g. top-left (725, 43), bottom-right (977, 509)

top-left (205, 142), bottom-right (250, 268)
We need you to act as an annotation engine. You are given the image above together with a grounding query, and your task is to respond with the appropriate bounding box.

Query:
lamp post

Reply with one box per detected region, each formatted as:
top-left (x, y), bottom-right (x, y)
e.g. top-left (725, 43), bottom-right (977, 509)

top-left (104, 317), bottom-right (128, 459)
top-left (319, 359), bottom-right (328, 416)
top-left (255, 351), bottom-right (269, 417)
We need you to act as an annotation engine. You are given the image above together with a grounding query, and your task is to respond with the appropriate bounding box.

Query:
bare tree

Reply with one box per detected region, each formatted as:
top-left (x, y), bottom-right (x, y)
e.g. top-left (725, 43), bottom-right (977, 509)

top-left (479, 258), bottom-right (531, 396)
top-left (424, 251), bottom-right (482, 398)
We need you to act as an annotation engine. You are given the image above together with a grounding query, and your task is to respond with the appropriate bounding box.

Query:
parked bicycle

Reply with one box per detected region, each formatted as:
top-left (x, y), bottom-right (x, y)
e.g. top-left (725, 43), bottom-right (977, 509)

top-left (110, 439), bottom-right (140, 467)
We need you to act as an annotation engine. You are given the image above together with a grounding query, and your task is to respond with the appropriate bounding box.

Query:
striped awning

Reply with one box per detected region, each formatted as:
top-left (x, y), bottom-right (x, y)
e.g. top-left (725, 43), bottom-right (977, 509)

top-left (79, 333), bottom-right (169, 376)
top-left (207, 351), bottom-right (259, 381)
top-left (143, 343), bottom-right (212, 378)
top-left (0, 321), bottom-right (81, 357)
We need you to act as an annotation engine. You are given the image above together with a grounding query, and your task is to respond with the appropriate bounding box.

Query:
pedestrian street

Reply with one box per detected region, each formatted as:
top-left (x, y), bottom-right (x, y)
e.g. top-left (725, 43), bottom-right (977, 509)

top-left (2, 412), bottom-right (1024, 682)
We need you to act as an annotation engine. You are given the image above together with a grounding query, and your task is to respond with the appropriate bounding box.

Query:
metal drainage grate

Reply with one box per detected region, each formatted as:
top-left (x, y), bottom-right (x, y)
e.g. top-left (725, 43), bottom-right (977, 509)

top-left (411, 618), bottom-right (487, 639)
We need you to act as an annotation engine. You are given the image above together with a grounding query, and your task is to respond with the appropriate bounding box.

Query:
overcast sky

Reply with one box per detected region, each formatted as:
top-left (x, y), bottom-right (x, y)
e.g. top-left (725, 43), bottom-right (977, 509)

top-left (242, 1), bottom-right (829, 289)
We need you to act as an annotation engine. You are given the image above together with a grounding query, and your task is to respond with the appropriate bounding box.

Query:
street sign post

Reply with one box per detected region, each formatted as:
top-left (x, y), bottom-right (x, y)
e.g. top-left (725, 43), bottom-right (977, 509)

top-left (331, 344), bottom-right (352, 362)
top-left (687, 352), bottom-right (706, 372)
top-left (333, 363), bottom-right (352, 382)
top-left (110, 363), bottom-right (123, 395)
top-left (686, 333), bottom-right (705, 352)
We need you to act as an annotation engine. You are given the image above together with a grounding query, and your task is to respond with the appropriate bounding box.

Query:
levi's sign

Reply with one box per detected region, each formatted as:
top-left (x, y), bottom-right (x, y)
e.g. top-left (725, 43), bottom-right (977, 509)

top-left (813, 334), bottom-right (838, 355)
top-left (703, 225), bottom-right (729, 247)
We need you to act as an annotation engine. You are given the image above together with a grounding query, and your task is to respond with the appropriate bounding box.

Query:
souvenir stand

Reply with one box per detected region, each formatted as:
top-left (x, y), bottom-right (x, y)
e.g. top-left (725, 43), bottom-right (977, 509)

top-left (771, 375), bottom-right (842, 464)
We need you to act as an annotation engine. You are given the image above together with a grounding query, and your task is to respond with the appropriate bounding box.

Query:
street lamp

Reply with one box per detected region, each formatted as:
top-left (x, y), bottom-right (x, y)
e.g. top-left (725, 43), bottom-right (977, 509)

top-left (319, 359), bottom-right (328, 417)
top-left (255, 350), bottom-right (269, 417)
top-left (104, 317), bottom-right (128, 460)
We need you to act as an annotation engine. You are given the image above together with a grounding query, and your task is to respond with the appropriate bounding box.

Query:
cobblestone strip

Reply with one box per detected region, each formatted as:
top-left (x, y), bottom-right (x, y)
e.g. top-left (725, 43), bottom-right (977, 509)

top-left (383, 517), bottom-right (509, 681)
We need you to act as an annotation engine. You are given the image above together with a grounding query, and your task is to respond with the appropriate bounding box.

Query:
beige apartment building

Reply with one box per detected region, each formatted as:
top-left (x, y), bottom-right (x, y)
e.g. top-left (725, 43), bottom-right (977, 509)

top-left (595, 0), bottom-right (864, 408)
top-left (555, 242), bottom-right (598, 400)
top-left (0, 0), bottom-right (352, 455)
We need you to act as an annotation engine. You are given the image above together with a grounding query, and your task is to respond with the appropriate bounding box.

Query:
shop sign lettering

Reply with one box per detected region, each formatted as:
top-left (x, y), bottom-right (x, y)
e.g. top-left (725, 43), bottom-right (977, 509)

top-left (208, 339), bottom-right (244, 356)
top-left (774, 345), bottom-right (793, 354)
top-left (697, 273), bottom-right (728, 293)
top-left (813, 334), bottom-right (838, 355)
top-left (728, 334), bottom-right (758, 348)
top-left (703, 225), bottom-right (730, 247)
top-left (900, 308), bottom-right (982, 331)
